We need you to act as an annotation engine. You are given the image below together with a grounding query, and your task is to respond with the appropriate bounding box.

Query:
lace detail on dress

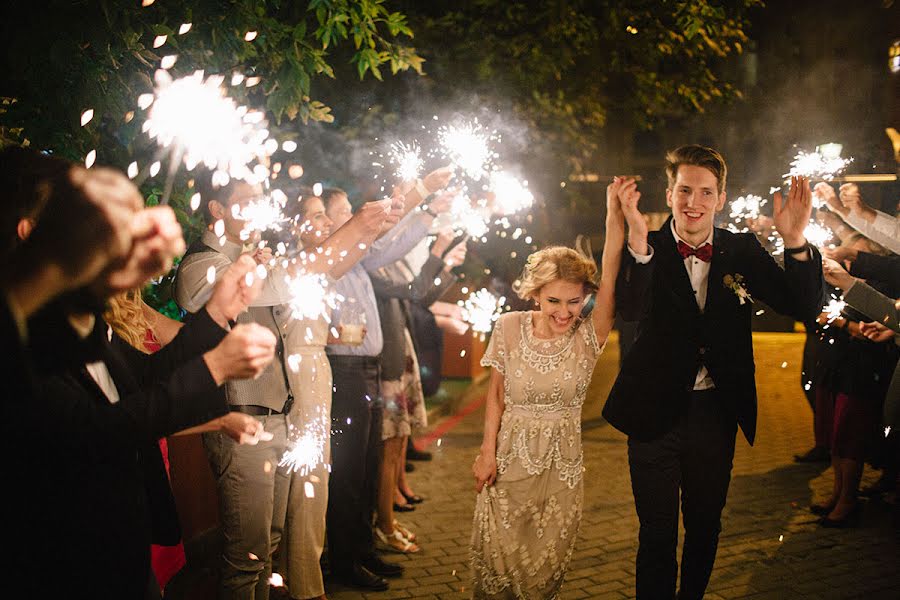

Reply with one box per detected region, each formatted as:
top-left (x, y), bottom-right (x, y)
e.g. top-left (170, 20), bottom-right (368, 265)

top-left (518, 316), bottom-right (577, 375)
top-left (480, 314), bottom-right (507, 374)
top-left (495, 411), bottom-right (584, 489)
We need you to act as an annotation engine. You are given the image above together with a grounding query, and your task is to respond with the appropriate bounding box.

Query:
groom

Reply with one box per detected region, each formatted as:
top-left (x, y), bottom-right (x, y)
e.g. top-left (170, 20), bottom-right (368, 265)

top-left (604, 145), bottom-right (824, 599)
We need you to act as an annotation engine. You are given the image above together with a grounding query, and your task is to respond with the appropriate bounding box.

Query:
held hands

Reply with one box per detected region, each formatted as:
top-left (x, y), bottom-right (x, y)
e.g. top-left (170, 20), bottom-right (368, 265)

top-left (822, 257), bottom-right (857, 290)
top-left (472, 450), bottom-right (498, 493)
top-left (773, 176), bottom-right (812, 248)
top-left (218, 412), bottom-right (275, 445)
top-left (823, 246), bottom-right (858, 268)
top-left (206, 255), bottom-right (265, 328)
top-left (203, 323), bottom-right (277, 385)
top-left (611, 176), bottom-right (647, 254)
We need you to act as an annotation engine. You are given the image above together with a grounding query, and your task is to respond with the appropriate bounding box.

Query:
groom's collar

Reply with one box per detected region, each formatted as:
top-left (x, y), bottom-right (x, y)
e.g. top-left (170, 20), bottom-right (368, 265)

top-left (669, 219), bottom-right (713, 250)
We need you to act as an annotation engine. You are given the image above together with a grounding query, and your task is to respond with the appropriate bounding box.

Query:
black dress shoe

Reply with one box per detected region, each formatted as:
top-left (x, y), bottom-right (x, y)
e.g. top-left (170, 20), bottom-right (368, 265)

top-left (401, 490), bottom-right (424, 504)
top-left (335, 563), bottom-right (389, 591)
top-left (407, 446), bottom-right (433, 461)
top-left (819, 504), bottom-right (860, 528)
top-left (361, 554), bottom-right (405, 578)
top-left (405, 461), bottom-right (415, 473)
top-left (393, 502), bottom-right (415, 512)
top-left (794, 446), bottom-right (830, 463)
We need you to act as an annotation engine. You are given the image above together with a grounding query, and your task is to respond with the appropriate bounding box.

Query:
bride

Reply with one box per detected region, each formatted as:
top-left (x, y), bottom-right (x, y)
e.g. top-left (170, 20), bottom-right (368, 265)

top-left (470, 178), bottom-right (629, 599)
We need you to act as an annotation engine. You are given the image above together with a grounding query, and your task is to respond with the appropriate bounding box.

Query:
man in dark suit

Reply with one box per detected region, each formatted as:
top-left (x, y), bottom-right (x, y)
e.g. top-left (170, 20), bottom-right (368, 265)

top-left (603, 145), bottom-right (824, 599)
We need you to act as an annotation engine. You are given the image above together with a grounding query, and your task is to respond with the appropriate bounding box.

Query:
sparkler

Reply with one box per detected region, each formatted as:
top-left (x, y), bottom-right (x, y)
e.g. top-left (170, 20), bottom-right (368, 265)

top-left (236, 189), bottom-right (290, 236)
top-left (449, 193), bottom-right (490, 239)
top-left (489, 171), bottom-right (534, 215)
top-left (389, 141), bottom-right (424, 182)
top-left (784, 147), bottom-right (853, 184)
top-left (139, 70), bottom-right (276, 203)
top-left (279, 411), bottom-right (330, 476)
top-left (437, 121), bottom-right (499, 181)
top-left (284, 271), bottom-right (341, 322)
top-left (802, 221), bottom-right (834, 248)
top-left (823, 297), bottom-right (846, 322)
top-left (727, 194), bottom-right (766, 227)
top-left (459, 288), bottom-right (505, 337)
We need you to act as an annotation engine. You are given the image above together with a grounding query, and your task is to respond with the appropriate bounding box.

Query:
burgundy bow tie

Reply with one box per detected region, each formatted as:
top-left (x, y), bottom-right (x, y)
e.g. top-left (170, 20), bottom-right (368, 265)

top-left (676, 241), bottom-right (713, 262)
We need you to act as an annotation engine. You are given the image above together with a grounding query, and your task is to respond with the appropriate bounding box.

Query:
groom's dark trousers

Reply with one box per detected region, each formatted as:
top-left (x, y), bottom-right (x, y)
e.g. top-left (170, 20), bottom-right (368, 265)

top-left (628, 389), bottom-right (736, 599)
top-left (604, 218), bottom-right (824, 600)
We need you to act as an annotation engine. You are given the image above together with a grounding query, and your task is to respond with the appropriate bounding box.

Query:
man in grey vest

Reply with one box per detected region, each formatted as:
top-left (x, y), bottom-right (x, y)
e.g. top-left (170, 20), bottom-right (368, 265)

top-left (175, 176), bottom-right (300, 600)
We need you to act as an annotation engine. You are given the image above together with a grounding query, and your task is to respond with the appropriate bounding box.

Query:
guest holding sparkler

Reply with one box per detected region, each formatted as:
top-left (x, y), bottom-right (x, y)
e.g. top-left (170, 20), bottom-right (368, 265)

top-left (174, 175), bottom-right (394, 600)
top-left (5, 151), bottom-right (277, 598)
top-left (320, 167), bottom-right (452, 592)
top-left (471, 178), bottom-right (625, 598)
top-left (815, 182), bottom-right (900, 255)
top-left (371, 228), bottom-right (466, 553)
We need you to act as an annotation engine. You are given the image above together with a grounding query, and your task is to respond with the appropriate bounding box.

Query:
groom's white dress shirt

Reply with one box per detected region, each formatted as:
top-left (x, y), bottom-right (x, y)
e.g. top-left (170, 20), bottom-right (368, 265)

top-left (627, 222), bottom-right (716, 391)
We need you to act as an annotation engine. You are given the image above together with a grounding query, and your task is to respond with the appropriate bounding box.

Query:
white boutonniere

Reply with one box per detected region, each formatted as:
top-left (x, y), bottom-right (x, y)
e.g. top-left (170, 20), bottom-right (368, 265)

top-left (723, 273), bottom-right (752, 305)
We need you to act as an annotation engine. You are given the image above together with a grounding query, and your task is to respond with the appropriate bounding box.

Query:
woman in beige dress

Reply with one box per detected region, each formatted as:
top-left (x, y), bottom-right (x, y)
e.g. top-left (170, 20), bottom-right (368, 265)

top-left (471, 178), bottom-right (629, 598)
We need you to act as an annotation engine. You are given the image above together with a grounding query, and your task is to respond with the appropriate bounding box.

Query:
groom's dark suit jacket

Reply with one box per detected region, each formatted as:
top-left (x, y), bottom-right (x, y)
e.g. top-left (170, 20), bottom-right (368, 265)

top-left (19, 304), bottom-right (229, 598)
top-left (603, 218), bottom-right (825, 445)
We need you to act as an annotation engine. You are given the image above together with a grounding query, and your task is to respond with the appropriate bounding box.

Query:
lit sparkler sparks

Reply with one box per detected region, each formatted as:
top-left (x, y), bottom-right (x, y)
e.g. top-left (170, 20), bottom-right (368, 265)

top-left (823, 296), bottom-right (846, 322)
top-left (803, 221), bottom-right (835, 248)
top-left (728, 194), bottom-right (768, 233)
top-left (285, 271), bottom-right (341, 322)
top-left (489, 171), bottom-right (534, 215)
top-left (279, 410), bottom-right (330, 476)
top-left (450, 193), bottom-right (489, 238)
top-left (437, 121), bottom-right (498, 181)
top-left (236, 189), bottom-right (290, 236)
top-left (389, 141), bottom-right (424, 182)
top-left (459, 288), bottom-right (505, 337)
top-left (140, 70), bottom-right (276, 202)
top-left (784, 146), bottom-right (853, 184)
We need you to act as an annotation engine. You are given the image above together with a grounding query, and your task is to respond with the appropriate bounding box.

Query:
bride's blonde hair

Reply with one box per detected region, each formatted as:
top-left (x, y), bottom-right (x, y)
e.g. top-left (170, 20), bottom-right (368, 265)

top-left (512, 245), bottom-right (598, 300)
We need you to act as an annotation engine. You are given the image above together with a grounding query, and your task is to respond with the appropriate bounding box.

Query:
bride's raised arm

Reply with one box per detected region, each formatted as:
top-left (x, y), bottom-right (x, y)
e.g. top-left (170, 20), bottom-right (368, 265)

top-left (591, 178), bottom-right (627, 343)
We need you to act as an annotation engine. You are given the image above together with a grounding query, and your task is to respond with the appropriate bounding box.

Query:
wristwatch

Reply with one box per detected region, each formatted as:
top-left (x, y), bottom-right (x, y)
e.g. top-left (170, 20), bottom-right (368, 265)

top-left (784, 243), bottom-right (810, 256)
top-left (422, 205), bottom-right (438, 218)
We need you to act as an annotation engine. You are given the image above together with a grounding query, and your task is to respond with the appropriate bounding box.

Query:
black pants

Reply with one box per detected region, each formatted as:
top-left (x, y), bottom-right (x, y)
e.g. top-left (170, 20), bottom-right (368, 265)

top-left (627, 389), bottom-right (737, 600)
top-left (326, 355), bottom-right (383, 574)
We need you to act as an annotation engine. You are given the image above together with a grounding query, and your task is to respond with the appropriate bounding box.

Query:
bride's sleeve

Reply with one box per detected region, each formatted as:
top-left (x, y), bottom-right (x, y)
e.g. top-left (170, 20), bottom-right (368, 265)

top-left (479, 313), bottom-right (508, 374)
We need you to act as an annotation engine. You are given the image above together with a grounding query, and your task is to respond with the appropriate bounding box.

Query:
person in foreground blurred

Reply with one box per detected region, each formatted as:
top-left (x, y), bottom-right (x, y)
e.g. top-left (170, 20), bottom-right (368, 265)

top-left (470, 177), bottom-right (625, 598)
top-left (603, 146), bottom-right (824, 600)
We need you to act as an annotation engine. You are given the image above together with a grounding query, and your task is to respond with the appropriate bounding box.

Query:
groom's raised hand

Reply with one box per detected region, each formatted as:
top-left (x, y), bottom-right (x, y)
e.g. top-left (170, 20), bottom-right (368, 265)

top-left (616, 177), bottom-right (648, 255)
top-left (774, 176), bottom-right (812, 249)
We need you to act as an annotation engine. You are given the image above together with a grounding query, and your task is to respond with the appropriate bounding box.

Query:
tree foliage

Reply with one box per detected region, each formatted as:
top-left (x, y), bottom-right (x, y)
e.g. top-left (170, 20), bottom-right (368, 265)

top-left (0, 0), bottom-right (422, 162)
top-left (400, 0), bottom-right (761, 165)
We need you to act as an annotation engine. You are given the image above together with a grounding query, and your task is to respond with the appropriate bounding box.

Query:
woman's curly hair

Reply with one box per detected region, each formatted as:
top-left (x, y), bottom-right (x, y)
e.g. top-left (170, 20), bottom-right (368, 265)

top-left (512, 245), bottom-right (598, 300)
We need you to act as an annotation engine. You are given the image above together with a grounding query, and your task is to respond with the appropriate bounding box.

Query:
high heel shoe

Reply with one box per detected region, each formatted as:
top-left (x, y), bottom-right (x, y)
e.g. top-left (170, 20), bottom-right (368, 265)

top-left (375, 526), bottom-right (420, 553)
top-left (393, 519), bottom-right (416, 542)
top-left (819, 504), bottom-right (861, 528)
top-left (393, 502), bottom-right (415, 512)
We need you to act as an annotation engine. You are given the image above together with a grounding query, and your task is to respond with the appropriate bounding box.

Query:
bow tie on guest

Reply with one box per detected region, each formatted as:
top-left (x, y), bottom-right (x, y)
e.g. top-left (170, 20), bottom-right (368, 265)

top-left (676, 240), bottom-right (713, 262)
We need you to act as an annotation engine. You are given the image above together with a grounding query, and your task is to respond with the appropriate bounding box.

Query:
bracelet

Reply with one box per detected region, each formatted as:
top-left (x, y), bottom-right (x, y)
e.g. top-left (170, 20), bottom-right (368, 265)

top-left (415, 178), bottom-right (430, 199)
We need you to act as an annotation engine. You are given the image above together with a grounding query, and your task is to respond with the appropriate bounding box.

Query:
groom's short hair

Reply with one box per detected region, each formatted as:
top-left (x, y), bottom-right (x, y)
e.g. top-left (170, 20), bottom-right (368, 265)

top-left (665, 145), bottom-right (727, 194)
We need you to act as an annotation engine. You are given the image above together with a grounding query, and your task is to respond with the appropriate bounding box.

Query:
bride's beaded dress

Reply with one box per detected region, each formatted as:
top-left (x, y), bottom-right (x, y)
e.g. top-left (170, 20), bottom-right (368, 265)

top-left (471, 310), bottom-right (605, 599)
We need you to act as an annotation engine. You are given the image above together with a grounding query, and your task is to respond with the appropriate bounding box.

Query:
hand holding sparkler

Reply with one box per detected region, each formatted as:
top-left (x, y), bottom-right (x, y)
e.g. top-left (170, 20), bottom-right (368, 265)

top-left (773, 176), bottom-right (812, 250)
top-left (822, 257), bottom-right (857, 290)
top-left (443, 240), bottom-right (468, 268)
top-left (431, 229), bottom-right (455, 258)
top-left (203, 323), bottom-right (277, 385)
top-left (354, 198), bottom-right (394, 236)
top-left (838, 183), bottom-right (877, 222)
top-left (813, 182), bottom-right (847, 218)
top-left (426, 187), bottom-right (457, 215)
top-left (615, 177), bottom-right (648, 255)
top-left (859, 321), bottom-right (894, 343)
top-left (823, 246), bottom-right (858, 268)
top-left (422, 165), bottom-right (455, 196)
top-left (205, 255), bottom-right (265, 328)
top-left (95, 205), bottom-right (185, 296)
top-left (218, 412), bottom-right (274, 445)
top-left (249, 245), bottom-right (273, 266)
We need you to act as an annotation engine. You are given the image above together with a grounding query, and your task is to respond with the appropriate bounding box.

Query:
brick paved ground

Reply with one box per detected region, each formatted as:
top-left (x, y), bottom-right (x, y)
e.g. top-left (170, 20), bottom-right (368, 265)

top-left (327, 332), bottom-right (900, 600)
